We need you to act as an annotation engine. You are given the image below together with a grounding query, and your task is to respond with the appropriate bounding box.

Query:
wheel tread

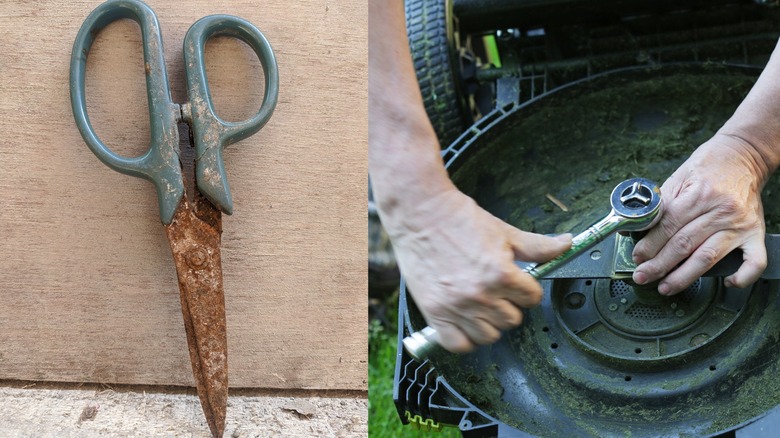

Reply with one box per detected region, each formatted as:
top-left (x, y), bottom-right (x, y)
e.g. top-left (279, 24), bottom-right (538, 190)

top-left (405, 0), bottom-right (464, 146)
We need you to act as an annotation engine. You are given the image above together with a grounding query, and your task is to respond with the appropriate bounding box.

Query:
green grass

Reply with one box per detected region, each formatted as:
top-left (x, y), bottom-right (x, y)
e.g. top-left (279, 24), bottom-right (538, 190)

top-left (368, 294), bottom-right (461, 438)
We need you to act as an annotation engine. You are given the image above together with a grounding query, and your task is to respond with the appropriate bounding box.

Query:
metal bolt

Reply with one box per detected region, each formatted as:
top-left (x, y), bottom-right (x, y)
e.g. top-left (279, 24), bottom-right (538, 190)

top-left (188, 247), bottom-right (208, 269)
top-left (590, 250), bottom-right (602, 260)
top-left (675, 309), bottom-right (685, 317)
top-left (565, 292), bottom-right (586, 309)
top-left (620, 181), bottom-right (652, 209)
top-left (670, 303), bottom-right (678, 309)
top-left (620, 298), bottom-right (627, 304)
top-left (609, 304), bottom-right (618, 311)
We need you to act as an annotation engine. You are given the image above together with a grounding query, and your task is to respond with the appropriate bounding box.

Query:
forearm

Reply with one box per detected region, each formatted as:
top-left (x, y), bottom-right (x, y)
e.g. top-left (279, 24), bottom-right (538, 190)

top-left (368, 0), bottom-right (455, 235)
top-left (717, 39), bottom-right (780, 182)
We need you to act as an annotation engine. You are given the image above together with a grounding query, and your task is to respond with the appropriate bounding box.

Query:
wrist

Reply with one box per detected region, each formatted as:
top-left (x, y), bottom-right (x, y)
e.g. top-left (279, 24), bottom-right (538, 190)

top-left (371, 132), bottom-right (461, 235)
top-left (716, 63), bottom-right (780, 182)
top-left (370, 146), bottom-right (458, 238)
top-left (712, 126), bottom-right (780, 186)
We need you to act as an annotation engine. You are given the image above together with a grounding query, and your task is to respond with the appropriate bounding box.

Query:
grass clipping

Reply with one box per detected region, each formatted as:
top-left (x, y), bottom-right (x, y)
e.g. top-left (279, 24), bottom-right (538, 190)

top-left (453, 68), bottom-right (780, 235)
top-left (431, 67), bottom-right (780, 436)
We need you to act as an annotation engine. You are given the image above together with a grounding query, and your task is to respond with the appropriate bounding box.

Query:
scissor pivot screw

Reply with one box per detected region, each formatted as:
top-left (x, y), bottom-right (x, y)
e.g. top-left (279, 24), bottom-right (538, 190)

top-left (188, 247), bottom-right (209, 269)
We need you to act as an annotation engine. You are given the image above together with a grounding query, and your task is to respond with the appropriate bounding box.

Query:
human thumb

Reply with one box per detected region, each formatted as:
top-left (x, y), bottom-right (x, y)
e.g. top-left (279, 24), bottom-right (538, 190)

top-left (506, 226), bottom-right (572, 263)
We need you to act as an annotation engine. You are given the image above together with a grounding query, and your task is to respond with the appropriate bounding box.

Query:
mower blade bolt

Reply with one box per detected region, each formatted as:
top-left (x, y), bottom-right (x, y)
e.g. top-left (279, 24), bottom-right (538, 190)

top-left (620, 181), bottom-right (653, 209)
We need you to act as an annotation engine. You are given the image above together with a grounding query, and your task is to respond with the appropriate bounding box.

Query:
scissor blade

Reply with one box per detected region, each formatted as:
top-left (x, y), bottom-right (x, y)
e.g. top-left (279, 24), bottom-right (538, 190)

top-left (166, 200), bottom-right (227, 438)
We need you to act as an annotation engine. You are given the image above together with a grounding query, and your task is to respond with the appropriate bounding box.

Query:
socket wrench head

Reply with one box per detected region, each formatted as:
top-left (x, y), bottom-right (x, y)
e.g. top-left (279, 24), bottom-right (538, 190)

top-left (610, 178), bottom-right (662, 231)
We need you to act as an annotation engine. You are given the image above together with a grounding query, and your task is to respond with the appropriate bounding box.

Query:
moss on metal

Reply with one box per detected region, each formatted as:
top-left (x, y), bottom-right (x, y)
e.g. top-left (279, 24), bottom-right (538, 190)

top-left (453, 69), bottom-right (780, 234)
top-left (430, 67), bottom-right (780, 436)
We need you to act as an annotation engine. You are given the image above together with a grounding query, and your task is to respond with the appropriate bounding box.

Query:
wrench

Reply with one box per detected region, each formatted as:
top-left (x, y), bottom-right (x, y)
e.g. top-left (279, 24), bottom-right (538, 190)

top-left (402, 177), bottom-right (662, 361)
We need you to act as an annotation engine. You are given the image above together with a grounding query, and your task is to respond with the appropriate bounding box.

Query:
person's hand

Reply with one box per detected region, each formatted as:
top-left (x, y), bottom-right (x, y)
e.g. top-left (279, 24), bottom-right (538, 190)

top-left (632, 134), bottom-right (769, 295)
top-left (390, 188), bottom-right (572, 353)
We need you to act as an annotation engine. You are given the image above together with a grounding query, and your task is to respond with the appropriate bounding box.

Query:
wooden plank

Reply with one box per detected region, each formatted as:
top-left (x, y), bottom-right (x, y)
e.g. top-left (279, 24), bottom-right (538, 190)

top-left (0, 0), bottom-right (367, 390)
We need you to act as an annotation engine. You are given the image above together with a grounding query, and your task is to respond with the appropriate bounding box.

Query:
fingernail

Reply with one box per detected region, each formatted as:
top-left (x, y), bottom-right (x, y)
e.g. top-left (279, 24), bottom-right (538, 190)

top-left (633, 271), bottom-right (647, 285)
top-left (724, 278), bottom-right (733, 288)
top-left (556, 233), bottom-right (573, 242)
top-left (658, 283), bottom-right (670, 295)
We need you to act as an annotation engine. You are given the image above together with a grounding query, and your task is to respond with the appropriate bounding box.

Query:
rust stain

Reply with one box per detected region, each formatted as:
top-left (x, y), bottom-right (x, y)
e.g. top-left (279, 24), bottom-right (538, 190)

top-left (165, 188), bottom-right (226, 438)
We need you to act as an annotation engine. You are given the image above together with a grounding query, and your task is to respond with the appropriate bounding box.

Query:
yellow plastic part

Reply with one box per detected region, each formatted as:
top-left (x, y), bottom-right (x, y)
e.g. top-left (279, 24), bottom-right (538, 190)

top-left (405, 411), bottom-right (444, 432)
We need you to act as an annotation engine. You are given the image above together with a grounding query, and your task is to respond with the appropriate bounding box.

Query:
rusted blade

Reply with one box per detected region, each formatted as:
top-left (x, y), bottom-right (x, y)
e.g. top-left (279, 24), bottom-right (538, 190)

top-left (165, 197), bottom-right (227, 438)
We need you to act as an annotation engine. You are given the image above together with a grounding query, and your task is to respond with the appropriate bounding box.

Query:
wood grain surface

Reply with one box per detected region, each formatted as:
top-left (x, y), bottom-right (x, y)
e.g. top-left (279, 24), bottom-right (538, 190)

top-left (0, 0), bottom-right (367, 390)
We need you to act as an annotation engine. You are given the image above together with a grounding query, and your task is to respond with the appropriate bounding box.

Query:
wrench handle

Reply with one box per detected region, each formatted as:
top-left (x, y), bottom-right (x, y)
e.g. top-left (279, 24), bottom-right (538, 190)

top-left (526, 212), bottom-right (622, 278)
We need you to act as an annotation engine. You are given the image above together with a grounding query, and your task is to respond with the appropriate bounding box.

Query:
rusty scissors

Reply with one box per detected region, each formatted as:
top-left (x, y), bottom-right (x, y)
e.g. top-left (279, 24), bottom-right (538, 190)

top-left (69, 0), bottom-right (278, 436)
